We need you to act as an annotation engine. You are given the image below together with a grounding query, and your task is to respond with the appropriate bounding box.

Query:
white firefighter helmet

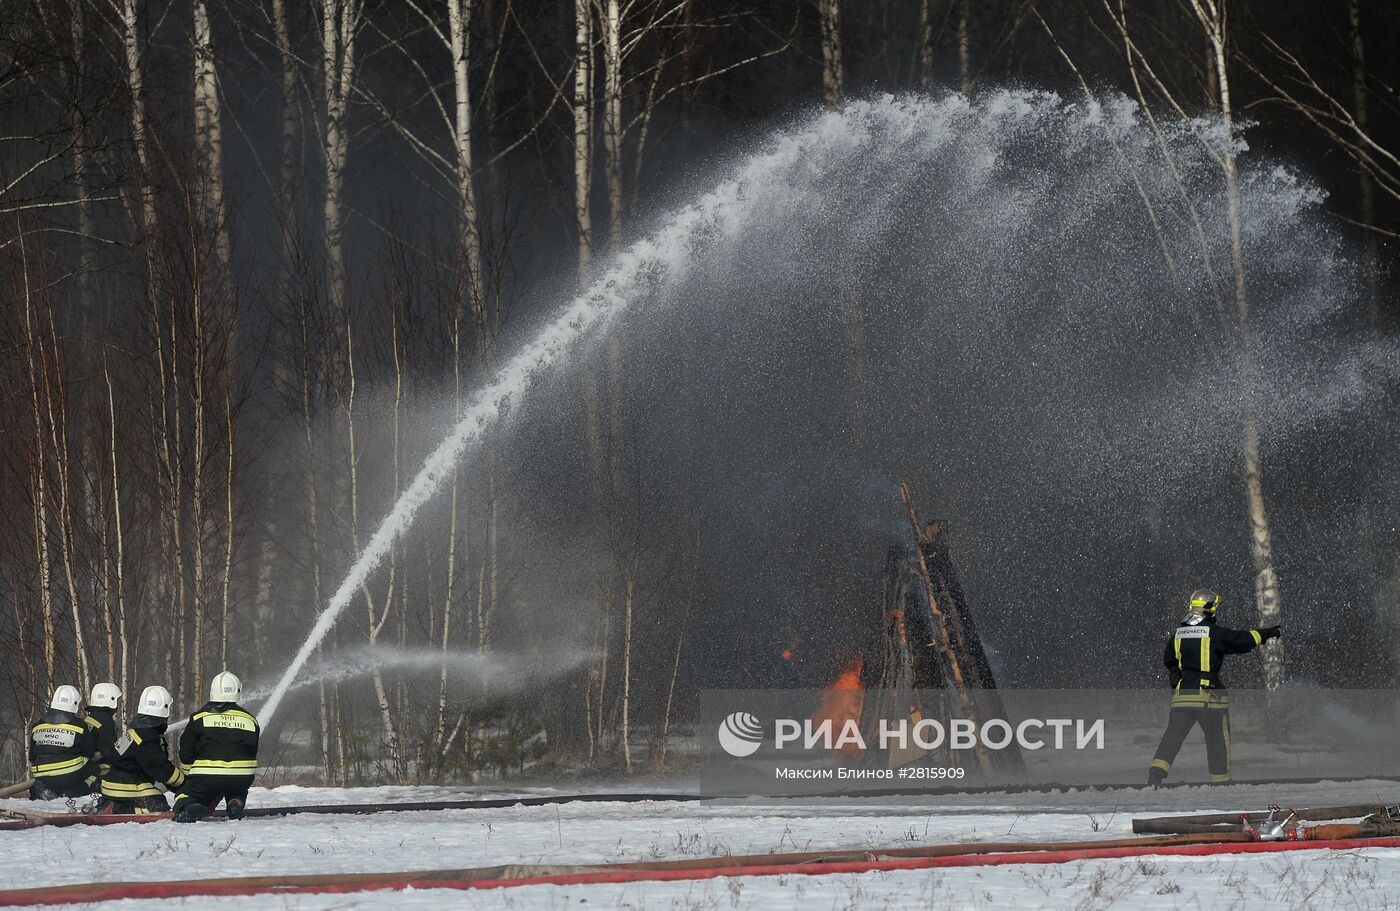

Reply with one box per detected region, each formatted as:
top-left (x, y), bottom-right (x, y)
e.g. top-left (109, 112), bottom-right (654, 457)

top-left (138, 685), bottom-right (174, 718)
top-left (209, 671), bottom-right (242, 702)
top-left (89, 682), bottom-right (122, 710)
top-left (49, 685), bottom-right (82, 713)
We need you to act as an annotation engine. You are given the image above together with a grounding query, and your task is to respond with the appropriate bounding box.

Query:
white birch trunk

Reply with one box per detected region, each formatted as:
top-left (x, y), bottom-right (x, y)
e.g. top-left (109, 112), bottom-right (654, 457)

top-left (41, 327), bottom-right (92, 693)
top-left (105, 365), bottom-right (130, 699)
top-left (1189, 0), bottom-right (1283, 692)
top-left (322, 0), bottom-right (360, 324)
top-left (97, 459), bottom-right (114, 684)
top-left (438, 311), bottom-right (463, 751)
top-left (32, 464), bottom-right (55, 695)
top-left (320, 0), bottom-right (364, 775)
top-left (602, 0), bottom-right (623, 249)
top-left (575, 0), bottom-right (594, 282)
top-left (484, 454), bottom-right (499, 650)
top-left (221, 393), bottom-right (234, 668)
top-left (575, 2), bottom-right (613, 744)
top-left (657, 529), bottom-right (700, 769)
top-left (620, 554), bottom-right (635, 774)
top-left (594, 567), bottom-right (614, 753)
top-left (449, 0), bottom-right (486, 316)
top-left (194, 0), bottom-right (229, 265)
top-left (123, 0), bottom-right (157, 252)
top-left (818, 0), bottom-right (844, 107)
top-left (437, 477), bottom-right (457, 751)
top-left (195, 8), bottom-right (236, 674)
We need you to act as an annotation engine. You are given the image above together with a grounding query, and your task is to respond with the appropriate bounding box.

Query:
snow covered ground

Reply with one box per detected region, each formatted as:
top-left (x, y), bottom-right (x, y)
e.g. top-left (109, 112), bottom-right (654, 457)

top-left (1, 781), bottom-right (1397, 908)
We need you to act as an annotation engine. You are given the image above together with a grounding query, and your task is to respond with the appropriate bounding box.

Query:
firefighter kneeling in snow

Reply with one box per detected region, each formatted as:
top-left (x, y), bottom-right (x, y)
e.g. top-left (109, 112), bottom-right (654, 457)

top-left (29, 685), bottom-right (99, 799)
top-left (1148, 589), bottom-right (1280, 786)
top-left (173, 671), bottom-right (259, 823)
top-left (99, 686), bottom-right (185, 814)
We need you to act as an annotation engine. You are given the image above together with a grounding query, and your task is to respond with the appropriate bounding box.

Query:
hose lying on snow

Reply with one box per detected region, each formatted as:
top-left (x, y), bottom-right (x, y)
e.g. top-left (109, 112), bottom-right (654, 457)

top-left (0, 792), bottom-right (708, 831)
top-left (2, 833), bottom-right (1399, 906)
top-left (1132, 804), bottom-right (1395, 836)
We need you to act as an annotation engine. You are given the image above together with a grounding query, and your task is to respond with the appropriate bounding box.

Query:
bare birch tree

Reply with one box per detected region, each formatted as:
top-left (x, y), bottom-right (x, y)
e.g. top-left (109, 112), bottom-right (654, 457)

top-left (818, 0), bottom-right (844, 105)
top-left (1183, 0), bottom-right (1283, 693)
top-left (574, 0), bottom-right (595, 282)
top-left (194, 0), bottom-right (230, 266)
top-left (322, 0), bottom-right (363, 326)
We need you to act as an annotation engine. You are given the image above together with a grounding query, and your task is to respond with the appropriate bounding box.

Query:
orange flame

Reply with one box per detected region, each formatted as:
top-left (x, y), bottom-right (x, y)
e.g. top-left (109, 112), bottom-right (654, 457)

top-left (813, 654), bottom-right (865, 760)
top-left (826, 663), bottom-right (862, 691)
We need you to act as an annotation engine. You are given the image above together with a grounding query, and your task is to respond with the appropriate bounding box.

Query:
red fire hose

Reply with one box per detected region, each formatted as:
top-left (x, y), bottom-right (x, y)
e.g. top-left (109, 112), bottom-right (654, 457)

top-left (1, 834), bottom-right (1398, 906)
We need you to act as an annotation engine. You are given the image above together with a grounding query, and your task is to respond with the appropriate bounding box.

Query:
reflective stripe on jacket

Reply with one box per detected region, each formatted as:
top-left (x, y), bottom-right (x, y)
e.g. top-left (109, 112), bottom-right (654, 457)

top-left (1162, 620), bottom-right (1263, 705)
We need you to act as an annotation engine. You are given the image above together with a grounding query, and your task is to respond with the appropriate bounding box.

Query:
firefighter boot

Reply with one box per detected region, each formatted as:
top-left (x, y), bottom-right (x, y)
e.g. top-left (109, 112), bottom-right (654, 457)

top-left (30, 781), bottom-right (60, 801)
top-left (173, 802), bottom-right (209, 824)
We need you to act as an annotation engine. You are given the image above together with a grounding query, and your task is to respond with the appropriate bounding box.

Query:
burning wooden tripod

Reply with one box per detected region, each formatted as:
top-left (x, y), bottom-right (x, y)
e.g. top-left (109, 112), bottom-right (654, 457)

top-left (862, 484), bottom-right (1025, 777)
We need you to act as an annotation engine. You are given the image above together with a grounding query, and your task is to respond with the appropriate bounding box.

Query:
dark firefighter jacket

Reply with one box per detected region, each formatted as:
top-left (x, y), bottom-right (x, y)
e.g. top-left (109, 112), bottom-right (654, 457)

top-left (29, 708), bottom-right (96, 780)
top-left (1162, 618), bottom-right (1264, 707)
top-left (178, 702), bottom-right (259, 779)
top-left (101, 714), bottom-right (186, 799)
top-left (85, 707), bottom-right (119, 776)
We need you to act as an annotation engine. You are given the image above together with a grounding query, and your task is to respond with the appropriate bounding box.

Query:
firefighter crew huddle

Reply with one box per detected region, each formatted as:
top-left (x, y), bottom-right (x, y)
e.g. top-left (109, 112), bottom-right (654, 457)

top-left (27, 671), bottom-right (259, 822)
top-left (1148, 589), bottom-right (1281, 786)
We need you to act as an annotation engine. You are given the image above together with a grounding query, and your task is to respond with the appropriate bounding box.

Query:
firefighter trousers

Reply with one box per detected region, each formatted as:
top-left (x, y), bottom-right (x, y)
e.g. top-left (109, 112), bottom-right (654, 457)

top-left (99, 795), bottom-right (170, 815)
top-left (1149, 705), bottom-right (1231, 783)
top-left (30, 763), bottom-right (99, 800)
top-left (173, 774), bottom-right (253, 814)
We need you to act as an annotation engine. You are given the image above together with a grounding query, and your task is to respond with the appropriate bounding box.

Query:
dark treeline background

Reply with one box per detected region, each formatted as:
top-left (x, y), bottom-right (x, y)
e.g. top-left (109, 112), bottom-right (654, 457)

top-left (0, 0), bottom-right (1396, 783)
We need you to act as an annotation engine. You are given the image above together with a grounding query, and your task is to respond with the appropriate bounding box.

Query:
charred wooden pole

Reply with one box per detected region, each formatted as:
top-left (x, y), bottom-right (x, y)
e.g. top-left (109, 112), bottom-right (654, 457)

top-left (898, 482), bottom-right (995, 777)
top-left (873, 548), bottom-right (936, 767)
top-left (899, 483), bottom-right (969, 692)
top-left (919, 520), bottom-right (1027, 776)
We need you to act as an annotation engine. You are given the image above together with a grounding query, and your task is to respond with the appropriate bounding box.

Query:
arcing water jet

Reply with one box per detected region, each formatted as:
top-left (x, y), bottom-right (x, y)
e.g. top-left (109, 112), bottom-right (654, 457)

top-left (255, 104), bottom-right (856, 725)
top-left (260, 89), bottom-right (1390, 723)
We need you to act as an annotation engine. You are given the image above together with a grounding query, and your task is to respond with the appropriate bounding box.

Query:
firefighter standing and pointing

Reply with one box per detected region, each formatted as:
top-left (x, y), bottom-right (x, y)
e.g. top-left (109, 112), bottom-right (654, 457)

top-left (173, 671), bottom-right (259, 823)
top-left (1148, 589), bottom-right (1280, 785)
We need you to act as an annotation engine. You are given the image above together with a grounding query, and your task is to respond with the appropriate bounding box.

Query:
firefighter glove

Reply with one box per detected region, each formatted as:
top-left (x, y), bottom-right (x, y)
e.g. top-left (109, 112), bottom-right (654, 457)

top-left (1258, 626), bottom-right (1281, 642)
